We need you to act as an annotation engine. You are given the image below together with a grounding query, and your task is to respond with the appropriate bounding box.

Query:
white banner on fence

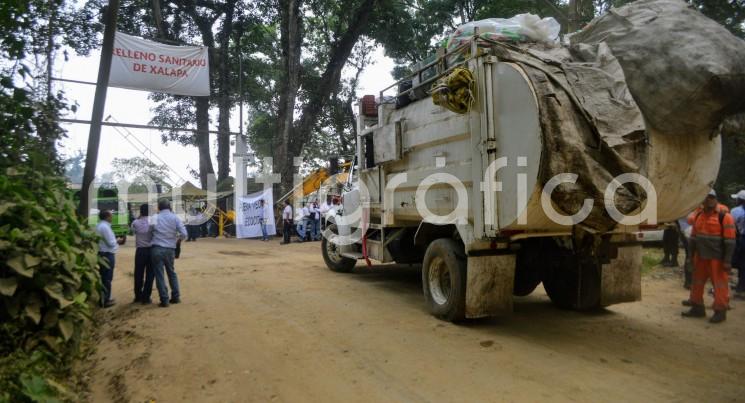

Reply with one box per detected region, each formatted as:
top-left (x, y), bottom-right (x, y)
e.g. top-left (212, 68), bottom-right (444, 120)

top-left (236, 188), bottom-right (276, 239)
top-left (108, 32), bottom-right (210, 96)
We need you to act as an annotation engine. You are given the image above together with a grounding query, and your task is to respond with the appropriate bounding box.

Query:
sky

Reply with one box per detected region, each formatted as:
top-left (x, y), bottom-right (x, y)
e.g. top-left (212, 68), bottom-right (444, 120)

top-left (57, 44), bottom-right (395, 186)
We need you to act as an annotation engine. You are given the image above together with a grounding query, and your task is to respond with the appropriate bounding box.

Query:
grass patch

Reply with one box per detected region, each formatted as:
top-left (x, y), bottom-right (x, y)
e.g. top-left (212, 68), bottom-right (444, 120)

top-left (641, 248), bottom-right (664, 275)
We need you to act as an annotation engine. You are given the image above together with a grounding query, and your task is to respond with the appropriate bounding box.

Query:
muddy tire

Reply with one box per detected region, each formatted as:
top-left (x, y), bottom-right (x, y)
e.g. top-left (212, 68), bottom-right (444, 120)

top-left (422, 238), bottom-right (467, 322)
top-left (542, 261), bottom-right (601, 310)
top-left (321, 224), bottom-right (356, 273)
top-left (513, 273), bottom-right (541, 297)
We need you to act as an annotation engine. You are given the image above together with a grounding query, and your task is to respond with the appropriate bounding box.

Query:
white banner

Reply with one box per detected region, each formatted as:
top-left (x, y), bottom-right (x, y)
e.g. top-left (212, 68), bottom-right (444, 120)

top-left (109, 32), bottom-right (210, 96)
top-left (236, 188), bottom-right (276, 239)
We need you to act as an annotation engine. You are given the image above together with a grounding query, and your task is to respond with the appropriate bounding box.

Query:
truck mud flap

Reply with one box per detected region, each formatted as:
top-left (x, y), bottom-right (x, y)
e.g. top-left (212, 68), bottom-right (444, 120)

top-left (600, 245), bottom-right (642, 306)
top-left (465, 255), bottom-right (516, 318)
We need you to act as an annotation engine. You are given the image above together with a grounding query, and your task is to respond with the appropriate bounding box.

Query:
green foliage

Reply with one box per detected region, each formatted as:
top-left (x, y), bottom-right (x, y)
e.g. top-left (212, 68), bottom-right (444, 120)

top-left (62, 150), bottom-right (85, 185)
top-left (110, 156), bottom-right (174, 192)
top-left (0, 168), bottom-right (101, 402)
top-left (0, 77), bottom-right (68, 176)
top-left (1, 1), bottom-right (100, 399)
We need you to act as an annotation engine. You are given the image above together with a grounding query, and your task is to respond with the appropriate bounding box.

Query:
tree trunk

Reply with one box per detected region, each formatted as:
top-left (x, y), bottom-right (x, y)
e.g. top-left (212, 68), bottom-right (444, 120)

top-left (195, 96), bottom-right (214, 189)
top-left (151, 0), bottom-right (165, 38)
top-left (274, 0), bottom-right (303, 196)
top-left (292, 0), bottom-right (378, 157)
top-left (183, 4), bottom-right (219, 188)
top-left (216, 0), bottom-right (236, 183)
top-left (567, 0), bottom-right (580, 32)
top-left (45, 2), bottom-right (56, 100)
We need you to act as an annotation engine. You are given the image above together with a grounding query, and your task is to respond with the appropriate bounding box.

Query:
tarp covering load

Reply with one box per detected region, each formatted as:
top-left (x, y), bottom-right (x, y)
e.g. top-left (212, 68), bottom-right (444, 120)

top-left (570, 0), bottom-right (745, 137)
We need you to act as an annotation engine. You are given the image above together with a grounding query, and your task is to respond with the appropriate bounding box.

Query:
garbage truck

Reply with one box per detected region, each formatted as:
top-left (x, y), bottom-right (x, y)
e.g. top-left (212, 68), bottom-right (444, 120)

top-left (320, 0), bottom-right (745, 321)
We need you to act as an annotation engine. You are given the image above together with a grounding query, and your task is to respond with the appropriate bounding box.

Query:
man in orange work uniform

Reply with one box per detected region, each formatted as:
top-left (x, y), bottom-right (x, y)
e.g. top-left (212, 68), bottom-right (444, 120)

top-left (682, 190), bottom-right (736, 323)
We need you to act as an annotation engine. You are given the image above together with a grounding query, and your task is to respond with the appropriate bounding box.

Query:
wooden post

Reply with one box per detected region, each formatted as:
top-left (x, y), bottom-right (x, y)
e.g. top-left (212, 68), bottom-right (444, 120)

top-left (78, 0), bottom-right (120, 217)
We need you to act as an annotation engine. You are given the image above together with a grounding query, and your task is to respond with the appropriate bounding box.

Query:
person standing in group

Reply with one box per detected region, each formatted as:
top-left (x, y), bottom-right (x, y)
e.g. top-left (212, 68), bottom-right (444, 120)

top-left (310, 200), bottom-right (321, 241)
top-left (96, 210), bottom-right (123, 308)
top-left (185, 207), bottom-right (198, 242)
top-left (678, 216), bottom-right (692, 289)
top-left (281, 200), bottom-right (293, 245)
top-left (199, 208), bottom-right (208, 238)
top-left (150, 199), bottom-right (187, 308)
top-left (131, 204), bottom-right (154, 304)
top-left (682, 190), bottom-right (736, 323)
top-left (259, 199), bottom-right (270, 241)
top-left (731, 190), bottom-right (745, 299)
top-left (660, 222), bottom-right (680, 267)
top-left (320, 196), bottom-right (331, 230)
top-left (300, 202), bottom-right (312, 242)
top-left (295, 202), bottom-right (307, 242)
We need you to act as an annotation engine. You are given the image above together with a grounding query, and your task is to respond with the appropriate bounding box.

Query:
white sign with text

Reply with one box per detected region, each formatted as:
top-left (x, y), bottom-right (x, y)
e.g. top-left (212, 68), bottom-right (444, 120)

top-left (236, 189), bottom-right (276, 239)
top-left (109, 32), bottom-right (210, 96)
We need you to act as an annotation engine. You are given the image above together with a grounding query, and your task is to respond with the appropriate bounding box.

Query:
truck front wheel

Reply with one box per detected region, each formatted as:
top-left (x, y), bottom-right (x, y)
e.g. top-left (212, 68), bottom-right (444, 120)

top-left (321, 224), bottom-right (356, 273)
top-left (422, 239), bottom-right (467, 322)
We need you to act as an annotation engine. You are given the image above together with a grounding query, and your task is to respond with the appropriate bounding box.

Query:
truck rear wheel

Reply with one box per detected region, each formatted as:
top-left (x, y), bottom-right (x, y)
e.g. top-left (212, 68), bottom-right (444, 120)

top-left (422, 239), bottom-right (466, 322)
top-left (322, 224), bottom-right (356, 273)
top-left (513, 273), bottom-right (541, 297)
top-left (542, 261), bottom-right (601, 310)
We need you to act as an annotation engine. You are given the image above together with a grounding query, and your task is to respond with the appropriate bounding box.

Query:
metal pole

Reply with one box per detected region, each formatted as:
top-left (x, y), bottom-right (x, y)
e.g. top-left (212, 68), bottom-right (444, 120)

top-left (234, 46), bottom-right (247, 217)
top-left (78, 0), bottom-right (120, 217)
top-left (239, 55), bottom-right (243, 140)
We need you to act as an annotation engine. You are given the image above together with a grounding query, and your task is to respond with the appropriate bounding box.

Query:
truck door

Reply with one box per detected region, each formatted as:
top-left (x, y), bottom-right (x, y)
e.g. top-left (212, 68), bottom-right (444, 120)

top-left (472, 57), bottom-right (541, 237)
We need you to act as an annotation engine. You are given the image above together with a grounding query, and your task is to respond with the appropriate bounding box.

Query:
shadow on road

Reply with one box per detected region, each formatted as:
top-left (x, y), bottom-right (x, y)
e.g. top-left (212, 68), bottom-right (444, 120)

top-left (337, 262), bottom-right (657, 344)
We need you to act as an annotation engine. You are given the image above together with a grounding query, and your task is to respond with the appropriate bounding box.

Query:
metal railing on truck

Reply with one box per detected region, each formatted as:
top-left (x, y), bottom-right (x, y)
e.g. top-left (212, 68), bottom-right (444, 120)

top-left (377, 28), bottom-right (485, 104)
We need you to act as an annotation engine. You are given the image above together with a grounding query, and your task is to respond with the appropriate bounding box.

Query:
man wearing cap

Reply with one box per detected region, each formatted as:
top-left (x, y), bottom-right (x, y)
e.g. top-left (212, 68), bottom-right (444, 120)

top-left (682, 190), bottom-right (737, 323)
top-left (731, 190), bottom-right (745, 299)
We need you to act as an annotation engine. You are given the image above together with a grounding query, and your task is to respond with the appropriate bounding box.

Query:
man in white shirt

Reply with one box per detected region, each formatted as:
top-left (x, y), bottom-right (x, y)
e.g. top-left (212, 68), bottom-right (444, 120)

top-left (298, 203), bottom-right (311, 242)
top-left (151, 199), bottom-right (188, 308)
top-left (96, 210), bottom-right (123, 308)
top-left (319, 197), bottom-right (330, 230)
top-left (281, 200), bottom-right (293, 245)
top-left (309, 200), bottom-right (321, 241)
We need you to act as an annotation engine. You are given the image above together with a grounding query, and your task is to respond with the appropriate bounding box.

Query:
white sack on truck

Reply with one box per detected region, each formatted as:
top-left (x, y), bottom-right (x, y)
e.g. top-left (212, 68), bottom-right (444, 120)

top-left (570, 0), bottom-right (745, 137)
top-left (445, 14), bottom-right (561, 57)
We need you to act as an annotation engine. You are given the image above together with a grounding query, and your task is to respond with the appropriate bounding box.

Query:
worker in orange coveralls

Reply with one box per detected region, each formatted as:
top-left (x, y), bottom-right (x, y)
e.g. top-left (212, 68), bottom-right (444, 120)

top-left (682, 190), bottom-right (737, 323)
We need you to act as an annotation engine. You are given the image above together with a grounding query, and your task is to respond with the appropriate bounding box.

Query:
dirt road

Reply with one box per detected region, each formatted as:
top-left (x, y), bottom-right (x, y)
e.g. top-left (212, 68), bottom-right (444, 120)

top-left (85, 238), bottom-right (745, 402)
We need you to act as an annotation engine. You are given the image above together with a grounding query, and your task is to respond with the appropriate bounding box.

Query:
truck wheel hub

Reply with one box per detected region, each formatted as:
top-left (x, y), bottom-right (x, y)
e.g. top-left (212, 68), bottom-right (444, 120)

top-left (428, 257), bottom-right (451, 305)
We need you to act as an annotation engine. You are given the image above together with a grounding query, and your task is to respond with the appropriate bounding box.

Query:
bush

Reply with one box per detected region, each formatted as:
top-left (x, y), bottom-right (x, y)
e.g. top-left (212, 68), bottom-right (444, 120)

top-left (0, 167), bottom-right (101, 402)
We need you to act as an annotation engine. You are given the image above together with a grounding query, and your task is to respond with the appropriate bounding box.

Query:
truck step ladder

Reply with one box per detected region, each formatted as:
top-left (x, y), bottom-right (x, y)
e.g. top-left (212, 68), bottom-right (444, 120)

top-left (341, 251), bottom-right (365, 260)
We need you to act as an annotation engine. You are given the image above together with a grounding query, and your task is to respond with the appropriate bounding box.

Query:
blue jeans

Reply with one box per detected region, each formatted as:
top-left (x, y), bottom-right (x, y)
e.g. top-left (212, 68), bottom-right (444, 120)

top-left (312, 218), bottom-right (321, 240)
top-left (296, 221), bottom-right (306, 240)
top-left (260, 218), bottom-right (268, 240)
top-left (151, 245), bottom-right (180, 303)
top-left (98, 252), bottom-right (115, 304)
